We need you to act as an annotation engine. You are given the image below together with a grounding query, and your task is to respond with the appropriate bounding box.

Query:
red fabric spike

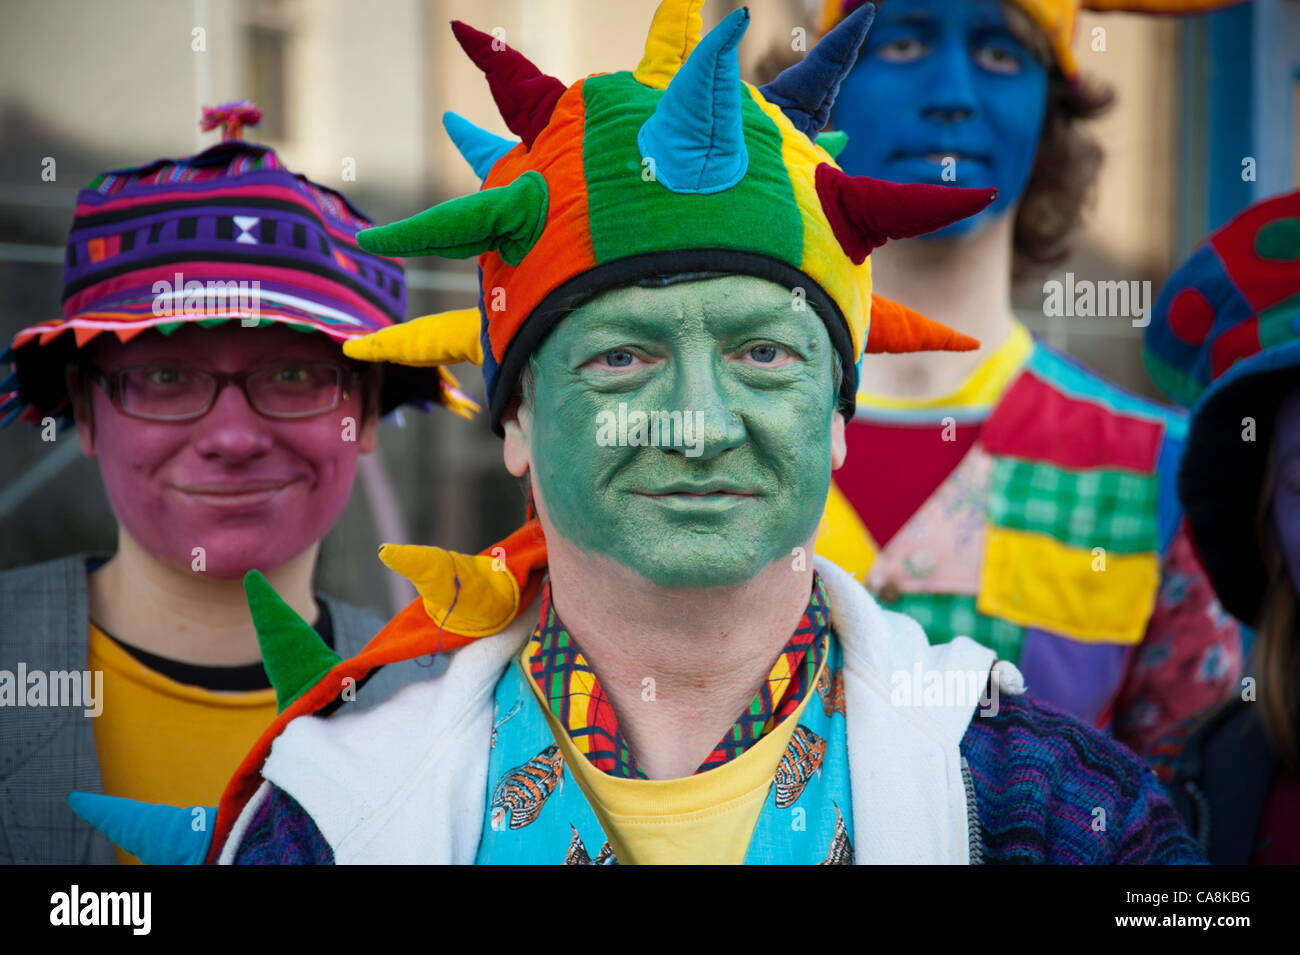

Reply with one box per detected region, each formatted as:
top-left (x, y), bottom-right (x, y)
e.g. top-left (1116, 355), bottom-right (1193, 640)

top-left (866, 294), bottom-right (980, 354)
top-left (450, 21), bottom-right (566, 149)
top-left (815, 163), bottom-right (997, 264)
top-left (113, 326), bottom-right (150, 344)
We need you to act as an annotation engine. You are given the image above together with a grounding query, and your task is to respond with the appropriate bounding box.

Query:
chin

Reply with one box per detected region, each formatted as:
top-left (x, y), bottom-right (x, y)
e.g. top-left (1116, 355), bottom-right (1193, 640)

top-left (628, 543), bottom-right (777, 590)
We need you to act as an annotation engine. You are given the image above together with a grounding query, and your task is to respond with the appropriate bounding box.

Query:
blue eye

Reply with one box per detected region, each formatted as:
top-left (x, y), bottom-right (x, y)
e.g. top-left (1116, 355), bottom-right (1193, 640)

top-left (603, 350), bottom-right (636, 368)
top-left (748, 344), bottom-right (780, 363)
top-left (876, 37), bottom-right (929, 63)
top-left (973, 43), bottom-right (1022, 74)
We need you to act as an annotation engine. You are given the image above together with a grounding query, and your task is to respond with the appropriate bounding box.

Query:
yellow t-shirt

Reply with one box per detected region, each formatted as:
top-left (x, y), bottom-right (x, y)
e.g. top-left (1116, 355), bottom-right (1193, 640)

top-left (87, 623), bottom-right (277, 864)
top-left (522, 644), bottom-right (826, 865)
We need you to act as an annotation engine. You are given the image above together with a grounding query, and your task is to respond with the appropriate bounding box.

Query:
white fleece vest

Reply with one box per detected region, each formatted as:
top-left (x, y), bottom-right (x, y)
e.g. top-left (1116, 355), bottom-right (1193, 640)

top-left (222, 559), bottom-right (1011, 864)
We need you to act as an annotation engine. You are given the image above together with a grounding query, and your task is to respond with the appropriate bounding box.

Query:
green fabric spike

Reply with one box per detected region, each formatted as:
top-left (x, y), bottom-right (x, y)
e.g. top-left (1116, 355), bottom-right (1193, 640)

top-left (357, 171), bottom-right (548, 267)
top-left (815, 130), bottom-right (849, 159)
top-left (243, 570), bottom-right (342, 713)
top-left (196, 317), bottom-right (230, 327)
top-left (155, 320), bottom-right (185, 336)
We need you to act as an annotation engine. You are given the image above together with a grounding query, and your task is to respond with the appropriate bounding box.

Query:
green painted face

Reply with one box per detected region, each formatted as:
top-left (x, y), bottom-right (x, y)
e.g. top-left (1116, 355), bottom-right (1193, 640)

top-left (522, 273), bottom-right (840, 588)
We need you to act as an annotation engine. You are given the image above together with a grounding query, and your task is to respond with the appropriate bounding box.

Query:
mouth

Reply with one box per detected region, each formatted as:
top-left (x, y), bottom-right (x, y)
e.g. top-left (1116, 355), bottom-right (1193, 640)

top-left (172, 480), bottom-right (299, 505)
top-left (636, 485), bottom-right (758, 509)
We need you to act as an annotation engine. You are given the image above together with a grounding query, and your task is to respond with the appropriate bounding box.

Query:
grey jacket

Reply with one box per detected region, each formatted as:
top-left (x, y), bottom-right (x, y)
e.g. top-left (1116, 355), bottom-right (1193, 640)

top-left (0, 552), bottom-right (441, 864)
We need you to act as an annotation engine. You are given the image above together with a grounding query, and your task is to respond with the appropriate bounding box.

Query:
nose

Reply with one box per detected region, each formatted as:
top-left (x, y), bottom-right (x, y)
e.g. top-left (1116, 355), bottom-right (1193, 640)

top-left (920, 34), bottom-right (977, 124)
top-left (190, 380), bottom-right (274, 462)
top-left (668, 351), bottom-right (746, 461)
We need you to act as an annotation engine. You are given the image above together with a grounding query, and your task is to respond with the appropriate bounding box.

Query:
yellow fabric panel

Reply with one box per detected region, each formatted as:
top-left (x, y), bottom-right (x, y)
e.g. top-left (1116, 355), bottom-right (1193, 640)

top-left (977, 527), bottom-right (1158, 644)
top-left (814, 479), bottom-right (877, 583)
top-left (746, 84), bottom-right (872, 361)
top-left (87, 624), bottom-right (277, 865)
top-left (523, 648), bottom-right (823, 865)
top-left (856, 320), bottom-right (1033, 413)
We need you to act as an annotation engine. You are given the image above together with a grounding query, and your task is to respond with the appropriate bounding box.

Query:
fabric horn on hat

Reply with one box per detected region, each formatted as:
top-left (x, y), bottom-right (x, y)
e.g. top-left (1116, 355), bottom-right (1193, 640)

top-left (443, 111), bottom-right (518, 181)
top-left (637, 7), bottom-right (750, 195)
top-left (866, 294), bottom-right (980, 353)
top-left (343, 307), bottom-right (484, 368)
top-left (356, 171), bottom-right (549, 267)
top-left (634, 0), bottom-right (707, 89)
top-left (450, 20), bottom-right (566, 150)
top-left (759, 2), bottom-right (876, 137)
top-left (814, 163), bottom-right (998, 263)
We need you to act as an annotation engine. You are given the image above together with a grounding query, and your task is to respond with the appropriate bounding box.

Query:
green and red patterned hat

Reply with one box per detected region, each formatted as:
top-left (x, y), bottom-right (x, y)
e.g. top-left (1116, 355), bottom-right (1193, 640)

top-left (0, 102), bottom-right (478, 429)
top-left (343, 0), bottom-right (998, 435)
top-left (1144, 188), bottom-right (1300, 622)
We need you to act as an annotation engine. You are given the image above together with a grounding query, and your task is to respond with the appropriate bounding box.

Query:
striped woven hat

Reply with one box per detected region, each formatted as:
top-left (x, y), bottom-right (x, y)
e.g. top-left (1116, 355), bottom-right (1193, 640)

top-left (0, 102), bottom-right (478, 428)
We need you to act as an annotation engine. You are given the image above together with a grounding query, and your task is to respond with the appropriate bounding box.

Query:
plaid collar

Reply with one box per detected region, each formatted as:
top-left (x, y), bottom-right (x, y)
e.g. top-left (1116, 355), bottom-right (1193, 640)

top-left (525, 572), bottom-right (832, 778)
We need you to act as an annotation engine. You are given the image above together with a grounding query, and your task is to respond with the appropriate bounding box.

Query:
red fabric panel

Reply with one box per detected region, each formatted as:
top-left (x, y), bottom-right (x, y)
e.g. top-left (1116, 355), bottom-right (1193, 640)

top-left (981, 370), bottom-right (1164, 473)
top-left (839, 417), bottom-right (981, 548)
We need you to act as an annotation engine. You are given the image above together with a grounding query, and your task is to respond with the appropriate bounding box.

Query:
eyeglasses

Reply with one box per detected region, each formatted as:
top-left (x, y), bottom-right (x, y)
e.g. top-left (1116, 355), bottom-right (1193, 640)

top-left (85, 360), bottom-right (358, 421)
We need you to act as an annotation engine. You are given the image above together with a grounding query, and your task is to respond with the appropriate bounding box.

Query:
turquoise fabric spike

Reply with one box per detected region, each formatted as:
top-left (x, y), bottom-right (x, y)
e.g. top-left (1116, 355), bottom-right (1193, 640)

top-left (244, 569), bottom-right (343, 713)
top-left (759, 2), bottom-right (875, 137)
top-left (443, 111), bottom-right (518, 181)
top-left (636, 6), bottom-right (750, 195)
top-left (67, 792), bottom-right (214, 865)
top-left (816, 130), bottom-right (850, 159)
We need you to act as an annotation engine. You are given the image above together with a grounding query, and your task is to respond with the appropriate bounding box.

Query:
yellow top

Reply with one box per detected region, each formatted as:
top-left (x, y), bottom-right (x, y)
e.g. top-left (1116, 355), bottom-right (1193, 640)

top-left (87, 623), bottom-right (277, 864)
top-left (522, 644), bottom-right (825, 865)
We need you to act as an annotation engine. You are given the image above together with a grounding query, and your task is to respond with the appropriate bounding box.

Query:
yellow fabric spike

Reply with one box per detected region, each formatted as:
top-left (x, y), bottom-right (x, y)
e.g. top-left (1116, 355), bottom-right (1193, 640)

top-left (378, 543), bottom-right (520, 638)
top-left (342, 308), bottom-right (483, 368)
top-left (634, 0), bottom-right (706, 89)
top-left (436, 366), bottom-right (482, 420)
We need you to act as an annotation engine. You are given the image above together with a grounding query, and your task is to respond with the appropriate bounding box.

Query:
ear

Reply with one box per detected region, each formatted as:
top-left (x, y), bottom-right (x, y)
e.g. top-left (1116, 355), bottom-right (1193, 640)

top-left (357, 368), bottom-right (382, 454)
top-left (830, 410), bottom-right (847, 471)
top-left (65, 364), bottom-right (96, 457)
top-left (501, 395), bottom-right (532, 478)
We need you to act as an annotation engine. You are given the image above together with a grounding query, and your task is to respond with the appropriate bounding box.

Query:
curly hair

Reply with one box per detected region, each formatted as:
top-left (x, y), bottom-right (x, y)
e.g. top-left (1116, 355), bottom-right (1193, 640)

top-left (751, 0), bottom-right (1115, 282)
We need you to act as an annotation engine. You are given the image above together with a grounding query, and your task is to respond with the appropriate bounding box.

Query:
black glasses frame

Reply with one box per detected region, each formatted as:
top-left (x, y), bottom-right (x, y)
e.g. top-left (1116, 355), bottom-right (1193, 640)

top-left (85, 360), bottom-right (359, 422)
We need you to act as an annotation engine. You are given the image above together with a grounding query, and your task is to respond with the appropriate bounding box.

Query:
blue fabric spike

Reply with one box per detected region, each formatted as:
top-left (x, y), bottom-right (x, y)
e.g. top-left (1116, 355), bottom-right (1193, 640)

top-left (67, 792), bottom-right (215, 865)
top-left (759, 2), bottom-right (875, 138)
top-left (0, 344), bottom-right (14, 364)
top-left (637, 7), bottom-right (750, 195)
top-left (443, 111), bottom-right (518, 181)
top-left (0, 371), bottom-right (17, 392)
top-left (0, 405), bottom-right (22, 428)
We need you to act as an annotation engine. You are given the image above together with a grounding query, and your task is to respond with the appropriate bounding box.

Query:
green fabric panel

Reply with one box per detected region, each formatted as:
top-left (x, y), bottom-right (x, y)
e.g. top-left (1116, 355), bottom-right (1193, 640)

top-left (1256, 290), bottom-right (1300, 349)
top-left (879, 591), bottom-right (1026, 663)
top-left (1142, 348), bottom-right (1204, 409)
top-left (1254, 216), bottom-right (1300, 261)
top-left (988, 457), bottom-right (1158, 555)
top-left (581, 72), bottom-right (802, 268)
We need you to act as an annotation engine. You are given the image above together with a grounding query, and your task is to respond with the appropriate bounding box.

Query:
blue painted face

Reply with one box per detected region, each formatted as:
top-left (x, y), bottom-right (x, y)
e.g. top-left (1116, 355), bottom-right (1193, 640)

top-left (829, 0), bottom-right (1049, 237)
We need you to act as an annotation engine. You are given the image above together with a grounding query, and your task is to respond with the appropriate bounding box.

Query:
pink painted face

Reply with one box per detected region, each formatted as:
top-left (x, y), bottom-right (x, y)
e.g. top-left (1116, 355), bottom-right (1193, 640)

top-left (74, 323), bottom-right (378, 579)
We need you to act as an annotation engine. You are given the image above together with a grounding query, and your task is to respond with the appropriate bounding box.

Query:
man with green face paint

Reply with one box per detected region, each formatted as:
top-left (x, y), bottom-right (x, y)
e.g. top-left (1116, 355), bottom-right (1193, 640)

top-left (69, 1), bottom-right (1205, 865)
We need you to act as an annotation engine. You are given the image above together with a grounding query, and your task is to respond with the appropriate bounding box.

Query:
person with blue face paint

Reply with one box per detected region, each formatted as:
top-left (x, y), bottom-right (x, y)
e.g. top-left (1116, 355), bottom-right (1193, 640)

top-left (787, 0), bottom-right (1246, 761)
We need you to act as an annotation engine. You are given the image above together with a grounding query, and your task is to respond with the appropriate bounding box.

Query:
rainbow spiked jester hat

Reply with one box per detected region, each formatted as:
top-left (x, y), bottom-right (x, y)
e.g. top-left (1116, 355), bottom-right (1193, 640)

top-left (345, 0), bottom-right (997, 435)
top-left (0, 102), bottom-right (478, 429)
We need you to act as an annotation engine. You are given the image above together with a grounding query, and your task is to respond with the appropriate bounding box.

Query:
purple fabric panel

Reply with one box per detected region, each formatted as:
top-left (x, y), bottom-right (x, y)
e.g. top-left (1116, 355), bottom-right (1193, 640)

top-left (1015, 627), bottom-right (1132, 726)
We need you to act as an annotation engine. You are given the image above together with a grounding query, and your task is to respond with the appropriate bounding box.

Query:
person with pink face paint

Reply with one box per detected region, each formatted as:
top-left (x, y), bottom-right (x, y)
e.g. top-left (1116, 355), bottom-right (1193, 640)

top-left (0, 103), bottom-right (477, 864)
top-left (1142, 188), bottom-right (1300, 864)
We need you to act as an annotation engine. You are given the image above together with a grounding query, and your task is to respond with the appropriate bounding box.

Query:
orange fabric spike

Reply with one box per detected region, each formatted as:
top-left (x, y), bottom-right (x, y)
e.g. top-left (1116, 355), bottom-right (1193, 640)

top-left (113, 326), bottom-right (150, 344)
top-left (865, 295), bottom-right (980, 353)
top-left (73, 326), bottom-right (103, 346)
top-left (38, 326), bottom-right (69, 346)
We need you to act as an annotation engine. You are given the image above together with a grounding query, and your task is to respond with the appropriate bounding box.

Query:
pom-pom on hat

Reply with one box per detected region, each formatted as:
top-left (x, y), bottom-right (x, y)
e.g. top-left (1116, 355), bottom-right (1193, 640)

top-left (819, 0), bottom-right (1248, 83)
top-left (1143, 188), bottom-right (1300, 623)
top-left (345, 0), bottom-right (996, 436)
top-left (0, 101), bottom-right (479, 429)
